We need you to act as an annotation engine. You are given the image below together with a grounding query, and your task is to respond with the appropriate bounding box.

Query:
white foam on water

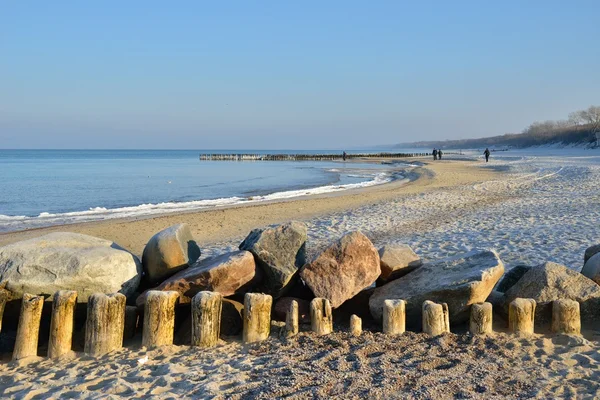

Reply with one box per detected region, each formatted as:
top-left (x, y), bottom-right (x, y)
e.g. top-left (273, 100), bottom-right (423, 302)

top-left (0, 171), bottom-right (399, 232)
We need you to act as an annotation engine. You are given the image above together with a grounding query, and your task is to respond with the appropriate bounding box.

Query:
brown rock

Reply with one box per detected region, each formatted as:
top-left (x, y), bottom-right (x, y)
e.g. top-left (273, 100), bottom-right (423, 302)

top-left (300, 231), bottom-right (380, 308)
top-left (137, 251), bottom-right (259, 306)
top-left (273, 297), bottom-right (310, 323)
top-left (377, 244), bottom-right (422, 283)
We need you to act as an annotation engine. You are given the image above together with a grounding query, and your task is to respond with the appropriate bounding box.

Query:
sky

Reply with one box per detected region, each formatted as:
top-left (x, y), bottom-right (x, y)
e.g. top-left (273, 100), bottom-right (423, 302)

top-left (1, 1), bottom-right (599, 149)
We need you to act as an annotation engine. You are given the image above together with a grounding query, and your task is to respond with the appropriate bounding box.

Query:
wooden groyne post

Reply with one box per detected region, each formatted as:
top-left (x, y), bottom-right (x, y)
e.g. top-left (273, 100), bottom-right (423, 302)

top-left (285, 299), bottom-right (299, 338)
top-left (509, 298), bottom-right (536, 335)
top-left (199, 152), bottom-right (430, 161)
top-left (552, 299), bottom-right (580, 335)
top-left (422, 300), bottom-right (450, 336)
top-left (310, 298), bottom-right (333, 336)
top-left (243, 293), bottom-right (272, 344)
top-left (84, 293), bottom-right (126, 356)
top-left (383, 299), bottom-right (406, 335)
top-left (191, 291), bottom-right (223, 348)
top-left (12, 293), bottom-right (44, 361)
top-left (48, 290), bottom-right (78, 359)
top-left (469, 302), bottom-right (493, 335)
top-left (142, 291), bottom-right (179, 348)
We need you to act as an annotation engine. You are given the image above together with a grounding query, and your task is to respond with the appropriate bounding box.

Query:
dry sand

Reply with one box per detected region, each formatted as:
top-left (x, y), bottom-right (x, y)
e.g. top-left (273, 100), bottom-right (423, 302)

top-left (0, 158), bottom-right (501, 256)
top-left (1, 327), bottom-right (599, 399)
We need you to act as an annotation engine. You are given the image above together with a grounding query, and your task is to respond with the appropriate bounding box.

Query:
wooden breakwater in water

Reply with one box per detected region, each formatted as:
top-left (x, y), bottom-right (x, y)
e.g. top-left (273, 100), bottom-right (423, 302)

top-left (199, 152), bottom-right (429, 161)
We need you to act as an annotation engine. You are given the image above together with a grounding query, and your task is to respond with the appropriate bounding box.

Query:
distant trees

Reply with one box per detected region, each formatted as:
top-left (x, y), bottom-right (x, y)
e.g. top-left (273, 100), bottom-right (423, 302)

top-left (402, 105), bottom-right (600, 149)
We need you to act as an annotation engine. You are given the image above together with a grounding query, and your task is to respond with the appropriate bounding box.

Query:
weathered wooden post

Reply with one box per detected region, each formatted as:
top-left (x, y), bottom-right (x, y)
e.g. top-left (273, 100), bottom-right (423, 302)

top-left (0, 287), bottom-right (9, 333)
top-left (469, 302), bottom-right (493, 335)
top-left (350, 315), bottom-right (362, 336)
top-left (48, 290), bottom-right (78, 359)
top-left (243, 293), bottom-right (272, 344)
top-left (285, 299), bottom-right (299, 338)
top-left (84, 293), bottom-right (126, 356)
top-left (12, 293), bottom-right (44, 361)
top-left (191, 291), bottom-right (222, 348)
top-left (142, 291), bottom-right (179, 348)
top-left (508, 298), bottom-right (536, 335)
top-left (383, 299), bottom-right (406, 335)
top-left (552, 299), bottom-right (580, 335)
top-left (310, 298), bottom-right (333, 336)
top-left (422, 300), bottom-right (450, 336)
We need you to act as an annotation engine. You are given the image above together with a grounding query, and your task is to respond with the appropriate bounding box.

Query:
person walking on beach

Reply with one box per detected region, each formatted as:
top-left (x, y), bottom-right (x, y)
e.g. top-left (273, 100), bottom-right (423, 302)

top-left (432, 149), bottom-right (438, 160)
top-left (438, 149), bottom-right (443, 160)
top-left (342, 151), bottom-right (347, 161)
top-left (484, 148), bottom-right (490, 162)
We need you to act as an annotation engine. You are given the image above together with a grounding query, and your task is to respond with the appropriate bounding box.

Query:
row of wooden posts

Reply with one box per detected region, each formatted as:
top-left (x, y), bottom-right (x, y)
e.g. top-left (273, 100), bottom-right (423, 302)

top-left (9, 290), bottom-right (581, 361)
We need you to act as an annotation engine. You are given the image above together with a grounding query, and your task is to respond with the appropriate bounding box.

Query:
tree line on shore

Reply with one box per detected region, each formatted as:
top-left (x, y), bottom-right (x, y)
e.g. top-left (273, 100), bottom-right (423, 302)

top-left (400, 105), bottom-right (600, 149)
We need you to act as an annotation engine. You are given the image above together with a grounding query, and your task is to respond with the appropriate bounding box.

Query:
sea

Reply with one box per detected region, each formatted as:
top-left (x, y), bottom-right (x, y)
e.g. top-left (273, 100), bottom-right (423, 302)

top-left (0, 149), bottom-right (422, 233)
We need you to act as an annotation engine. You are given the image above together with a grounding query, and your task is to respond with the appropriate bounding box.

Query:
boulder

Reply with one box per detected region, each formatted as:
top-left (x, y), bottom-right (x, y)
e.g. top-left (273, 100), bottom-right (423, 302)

top-left (300, 231), bottom-right (380, 308)
top-left (273, 297), bottom-right (310, 323)
top-left (142, 224), bottom-right (201, 284)
top-left (0, 232), bottom-right (141, 302)
top-left (137, 251), bottom-right (259, 306)
top-left (239, 221), bottom-right (307, 298)
top-left (584, 244), bottom-right (600, 265)
top-left (495, 265), bottom-right (532, 293)
top-left (369, 249), bottom-right (504, 326)
top-left (505, 261), bottom-right (600, 324)
top-left (377, 244), bottom-right (422, 284)
top-left (582, 253), bottom-right (600, 284)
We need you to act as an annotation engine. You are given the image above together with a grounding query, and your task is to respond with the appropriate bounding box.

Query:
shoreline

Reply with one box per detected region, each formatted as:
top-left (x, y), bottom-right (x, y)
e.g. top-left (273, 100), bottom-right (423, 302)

top-left (0, 158), bottom-right (500, 256)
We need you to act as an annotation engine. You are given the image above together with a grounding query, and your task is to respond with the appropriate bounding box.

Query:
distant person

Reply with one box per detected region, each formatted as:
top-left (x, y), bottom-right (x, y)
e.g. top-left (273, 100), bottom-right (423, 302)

top-left (342, 151), bottom-right (347, 161)
top-left (432, 149), bottom-right (438, 160)
top-left (484, 148), bottom-right (491, 162)
top-left (438, 149), bottom-right (443, 160)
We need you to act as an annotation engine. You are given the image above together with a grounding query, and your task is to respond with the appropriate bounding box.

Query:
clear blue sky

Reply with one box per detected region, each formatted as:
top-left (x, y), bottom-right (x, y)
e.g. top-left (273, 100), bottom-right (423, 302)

top-left (1, 1), bottom-right (599, 149)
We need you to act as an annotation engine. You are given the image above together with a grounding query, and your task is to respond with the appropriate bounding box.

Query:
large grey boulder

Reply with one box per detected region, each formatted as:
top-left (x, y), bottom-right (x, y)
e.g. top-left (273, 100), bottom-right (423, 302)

top-left (239, 221), bottom-right (307, 298)
top-left (584, 244), bottom-right (600, 265)
top-left (0, 232), bottom-right (141, 302)
top-left (377, 244), bottom-right (422, 284)
top-left (137, 250), bottom-right (259, 306)
top-left (581, 253), bottom-right (600, 285)
top-left (300, 231), bottom-right (380, 308)
top-left (142, 224), bottom-right (201, 284)
top-left (495, 265), bottom-right (532, 293)
top-left (505, 261), bottom-right (600, 323)
top-left (369, 249), bottom-right (504, 326)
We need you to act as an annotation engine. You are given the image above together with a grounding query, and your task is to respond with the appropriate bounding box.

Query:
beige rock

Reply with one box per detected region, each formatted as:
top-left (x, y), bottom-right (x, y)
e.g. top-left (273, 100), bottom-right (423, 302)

top-left (469, 302), bottom-right (493, 335)
top-left (191, 291), bottom-right (222, 348)
top-left (509, 298), bottom-right (536, 335)
top-left (378, 244), bottom-right (422, 283)
top-left (48, 290), bottom-right (77, 359)
top-left (137, 250), bottom-right (258, 306)
top-left (370, 249), bottom-right (504, 326)
top-left (84, 293), bottom-right (126, 356)
top-left (382, 299), bottom-right (406, 335)
top-left (142, 291), bottom-right (179, 348)
top-left (552, 299), bottom-right (580, 335)
top-left (243, 293), bottom-right (272, 344)
top-left (505, 261), bottom-right (600, 324)
top-left (422, 300), bottom-right (450, 336)
top-left (301, 231), bottom-right (380, 308)
top-left (0, 232), bottom-right (141, 302)
top-left (13, 293), bottom-right (44, 361)
top-left (142, 223), bottom-right (201, 284)
top-left (310, 298), bottom-right (333, 336)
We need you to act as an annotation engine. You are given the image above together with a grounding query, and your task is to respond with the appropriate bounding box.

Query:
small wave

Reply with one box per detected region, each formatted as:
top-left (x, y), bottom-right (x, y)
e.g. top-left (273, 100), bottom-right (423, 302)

top-left (0, 172), bottom-right (400, 233)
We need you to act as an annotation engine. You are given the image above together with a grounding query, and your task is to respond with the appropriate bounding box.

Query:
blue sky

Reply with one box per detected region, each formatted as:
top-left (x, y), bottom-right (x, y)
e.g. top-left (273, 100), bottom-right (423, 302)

top-left (1, 1), bottom-right (599, 149)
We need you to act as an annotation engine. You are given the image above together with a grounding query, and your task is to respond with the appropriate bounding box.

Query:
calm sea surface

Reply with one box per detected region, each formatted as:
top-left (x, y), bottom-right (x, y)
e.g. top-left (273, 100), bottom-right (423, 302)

top-left (0, 149), bottom-right (419, 232)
